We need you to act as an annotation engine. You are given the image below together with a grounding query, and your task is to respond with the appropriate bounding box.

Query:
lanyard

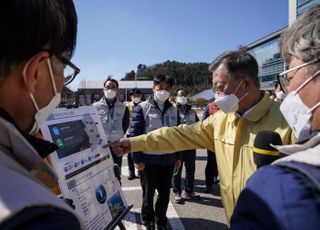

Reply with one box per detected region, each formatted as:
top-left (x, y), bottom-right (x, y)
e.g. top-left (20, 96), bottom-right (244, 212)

top-left (108, 106), bottom-right (115, 121)
top-left (107, 101), bottom-right (115, 121)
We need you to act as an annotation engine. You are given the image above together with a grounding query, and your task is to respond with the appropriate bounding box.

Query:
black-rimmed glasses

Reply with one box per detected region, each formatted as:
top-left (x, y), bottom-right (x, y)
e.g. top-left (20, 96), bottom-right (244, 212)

top-left (55, 53), bottom-right (80, 86)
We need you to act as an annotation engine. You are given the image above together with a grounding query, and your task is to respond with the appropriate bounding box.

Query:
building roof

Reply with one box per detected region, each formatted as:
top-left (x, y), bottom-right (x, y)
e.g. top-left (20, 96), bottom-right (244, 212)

top-left (78, 80), bottom-right (154, 89)
top-left (190, 89), bottom-right (214, 100)
top-left (246, 27), bottom-right (287, 50)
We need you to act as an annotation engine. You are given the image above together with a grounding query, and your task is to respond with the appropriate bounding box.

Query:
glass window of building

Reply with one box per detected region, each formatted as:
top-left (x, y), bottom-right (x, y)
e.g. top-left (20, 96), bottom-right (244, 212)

top-left (247, 36), bottom-right (284, 89)
top-left (297, 0), bottom-right (320, 16)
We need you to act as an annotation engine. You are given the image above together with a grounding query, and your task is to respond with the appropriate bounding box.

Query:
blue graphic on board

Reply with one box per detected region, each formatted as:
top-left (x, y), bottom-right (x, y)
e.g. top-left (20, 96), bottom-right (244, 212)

top-left (107, 191), bottom-right (125, 218)
top-left (95, 185), bottom-right (107, 204)
top-left (52, 127), bottom-right (61, 136)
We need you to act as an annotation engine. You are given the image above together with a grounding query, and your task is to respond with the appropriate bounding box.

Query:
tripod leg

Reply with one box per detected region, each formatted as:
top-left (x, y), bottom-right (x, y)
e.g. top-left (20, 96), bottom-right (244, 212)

top-left (117, 221), bottom-right (126, 230)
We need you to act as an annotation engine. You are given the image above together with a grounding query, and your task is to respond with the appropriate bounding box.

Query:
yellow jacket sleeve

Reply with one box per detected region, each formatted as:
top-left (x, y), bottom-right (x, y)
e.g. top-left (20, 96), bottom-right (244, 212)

top-left (130, 115), bottom-right (215, 153)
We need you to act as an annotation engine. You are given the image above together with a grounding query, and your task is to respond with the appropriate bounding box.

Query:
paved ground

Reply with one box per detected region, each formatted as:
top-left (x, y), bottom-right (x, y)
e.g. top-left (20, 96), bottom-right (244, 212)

top-left (117, 149), bottom-right (228, 230)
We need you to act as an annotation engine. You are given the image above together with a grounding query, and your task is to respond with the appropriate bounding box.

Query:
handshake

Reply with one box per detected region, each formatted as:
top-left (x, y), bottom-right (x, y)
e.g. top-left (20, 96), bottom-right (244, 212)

top-left (104, 138), bottom-right (131, 156)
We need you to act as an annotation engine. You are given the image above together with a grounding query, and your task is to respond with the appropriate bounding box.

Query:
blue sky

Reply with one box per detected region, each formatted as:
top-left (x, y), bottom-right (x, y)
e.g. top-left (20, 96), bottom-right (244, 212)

top-left (70, 0), bottom-right (288, 90)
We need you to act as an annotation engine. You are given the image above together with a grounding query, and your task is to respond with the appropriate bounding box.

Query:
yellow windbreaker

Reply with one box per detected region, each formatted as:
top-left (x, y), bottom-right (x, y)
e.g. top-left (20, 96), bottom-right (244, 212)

top-left (129, 93), bottom-right (295, 223)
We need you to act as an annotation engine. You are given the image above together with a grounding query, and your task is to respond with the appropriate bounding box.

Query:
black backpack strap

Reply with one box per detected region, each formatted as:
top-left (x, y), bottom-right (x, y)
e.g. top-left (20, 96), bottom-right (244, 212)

top-left (276, 161), bottom-right (320, 198)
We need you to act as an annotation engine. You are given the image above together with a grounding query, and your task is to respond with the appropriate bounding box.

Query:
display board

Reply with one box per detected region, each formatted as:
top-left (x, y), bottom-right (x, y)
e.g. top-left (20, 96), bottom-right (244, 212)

top-left (41, 106), bottom-right (128, 229)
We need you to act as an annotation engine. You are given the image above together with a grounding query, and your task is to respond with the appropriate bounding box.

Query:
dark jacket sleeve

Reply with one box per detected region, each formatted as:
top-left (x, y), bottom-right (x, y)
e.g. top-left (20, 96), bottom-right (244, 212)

top-left (176, 109), bottom-right (181, 126)
top-left (230, 165), bottom-right (320, 230)
top-left (230, 168), bottom-right (282, 230)
top-left (129, 105), bottom-right (145, 163)
top-left (202, 105), bottom-right (209, 121)
top-left (122, 106), bottom-right (130, 133)
top-left (0, 206), bottom-right (81, 230)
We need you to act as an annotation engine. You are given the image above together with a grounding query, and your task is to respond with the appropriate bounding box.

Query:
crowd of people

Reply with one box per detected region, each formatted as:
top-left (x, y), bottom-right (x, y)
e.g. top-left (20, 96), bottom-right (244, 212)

top-left (112, 49), bottom-right (295, 227)
top-left (0, 0), bottom-right (319, 229)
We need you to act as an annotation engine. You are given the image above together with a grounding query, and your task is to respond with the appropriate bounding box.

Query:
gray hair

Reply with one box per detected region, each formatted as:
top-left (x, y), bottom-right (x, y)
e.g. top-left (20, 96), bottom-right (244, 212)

top-left (280, 4), bottom-right (320, 70)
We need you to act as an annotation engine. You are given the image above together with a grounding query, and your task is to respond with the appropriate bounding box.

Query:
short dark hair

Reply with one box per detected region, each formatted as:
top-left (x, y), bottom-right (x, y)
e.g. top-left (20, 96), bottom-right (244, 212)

top-left (153, 74), bottom-right (174, 87)
top-left (0, 0), bottom-right (77, 76)
top-left (209, 50), bottom-right (260, 88)
top-left (104, 76), bottom-right (119, 88)
top-left (130, 88), bottom-right (142, 96)
top-left (175, 88), bottom-right (188, 95)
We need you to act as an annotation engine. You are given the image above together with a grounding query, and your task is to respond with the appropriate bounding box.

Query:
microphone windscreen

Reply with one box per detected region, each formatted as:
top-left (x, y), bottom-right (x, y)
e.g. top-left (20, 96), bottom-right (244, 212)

top-left (253, 130), bottom-right (282, 168)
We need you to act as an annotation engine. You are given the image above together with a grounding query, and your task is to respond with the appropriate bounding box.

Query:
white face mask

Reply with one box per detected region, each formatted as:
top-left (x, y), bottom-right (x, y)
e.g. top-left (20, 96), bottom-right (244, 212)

top-left (280, 69), bottom-right (320, 141)
top-left (154, 90), bottom-right (170, 103)
top-left (23, 59), bottom-right (61, 135)
top-left (214, 80), bottom-right (247, 113)
top-left (132, 97), bottom-right (141, 104)
top-left (176, 96), bottom-right (188, 105)
top-left (276, 91), bottom-right (286, 100)
top-left (104, 89), bottom-right (117, 99)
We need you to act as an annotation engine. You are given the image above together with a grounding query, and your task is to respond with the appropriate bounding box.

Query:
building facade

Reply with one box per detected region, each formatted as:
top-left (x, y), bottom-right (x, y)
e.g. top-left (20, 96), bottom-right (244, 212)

top-left (246, 0), bottom-right (319, 90)
top-left (296, 0), bottom-right (320, 17)
top-left (246, 29), bottom-right (285, 90)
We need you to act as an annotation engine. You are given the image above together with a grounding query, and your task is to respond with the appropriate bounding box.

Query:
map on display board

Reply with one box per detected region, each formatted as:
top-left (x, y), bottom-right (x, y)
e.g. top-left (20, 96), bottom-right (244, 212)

top-left (41, 106), bottom-right (129, 230)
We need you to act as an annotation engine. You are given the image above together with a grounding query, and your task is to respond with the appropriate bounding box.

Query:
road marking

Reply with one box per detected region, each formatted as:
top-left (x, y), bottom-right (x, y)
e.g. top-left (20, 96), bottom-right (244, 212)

top-left (167, 201), bottom-right (185, 230)
top-left (120, 163), bottom-right (184, 229)
top-left (121, 187), bottom-right (185, 230)
top-left (122, 186), bottom-right (142, 191)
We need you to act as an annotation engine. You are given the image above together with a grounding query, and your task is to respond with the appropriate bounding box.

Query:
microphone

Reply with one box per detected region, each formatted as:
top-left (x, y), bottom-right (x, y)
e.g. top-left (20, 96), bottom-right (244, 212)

top-left (253, 130), bottom-right (282, 168)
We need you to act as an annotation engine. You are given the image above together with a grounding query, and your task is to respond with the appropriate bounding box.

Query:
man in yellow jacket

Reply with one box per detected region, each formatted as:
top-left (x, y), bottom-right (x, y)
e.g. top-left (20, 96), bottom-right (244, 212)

top-left (112, 50), bottom-right (294, 224)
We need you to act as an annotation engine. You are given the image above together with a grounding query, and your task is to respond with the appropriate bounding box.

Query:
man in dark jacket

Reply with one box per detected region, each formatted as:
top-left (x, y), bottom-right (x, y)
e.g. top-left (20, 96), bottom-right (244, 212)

top-left (172, 89), bottom-right (200, 203)
top-left (126, 88), bottom-right (143, 180)
top-left (130, 74), bottom-right (181, 230)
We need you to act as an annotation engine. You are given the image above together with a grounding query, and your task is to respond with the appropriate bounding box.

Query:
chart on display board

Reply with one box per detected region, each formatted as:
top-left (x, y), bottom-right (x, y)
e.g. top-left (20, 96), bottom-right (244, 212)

top-left (41, 106), bottom-right (129, 230)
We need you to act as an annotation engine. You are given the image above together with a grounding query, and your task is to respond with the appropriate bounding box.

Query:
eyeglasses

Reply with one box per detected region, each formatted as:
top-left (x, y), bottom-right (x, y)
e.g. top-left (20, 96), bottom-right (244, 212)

top-left (277, 75), bottom-right (290, 94)
top-left (277, 59), bottom-right (318, 93)
top-left (55, 53), bottom-right (80, 86)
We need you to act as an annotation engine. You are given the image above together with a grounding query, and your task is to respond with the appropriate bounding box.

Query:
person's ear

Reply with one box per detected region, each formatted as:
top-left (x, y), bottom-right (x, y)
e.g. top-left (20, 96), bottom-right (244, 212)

top-left (23, 51), bottom-right (50, 94)
top-left (243, 77), bottom-right (252, 90)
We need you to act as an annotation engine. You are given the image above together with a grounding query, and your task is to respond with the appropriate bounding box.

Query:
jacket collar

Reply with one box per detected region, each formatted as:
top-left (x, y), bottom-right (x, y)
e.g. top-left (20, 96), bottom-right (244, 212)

top-left (147, 95), bottom-right (173, 113)
top-left (97, 97), bottom-right (120, 108)
top-left (243, 91), bottom-right (273, 122)
top-left (272, 133), bottom-right (320, 156)
top-left (272, 133), bottom-right (320, 167)
top-left (0, 107), bottom-right (56, 178)
top-left (0, 107), bottom-right (57, 159)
